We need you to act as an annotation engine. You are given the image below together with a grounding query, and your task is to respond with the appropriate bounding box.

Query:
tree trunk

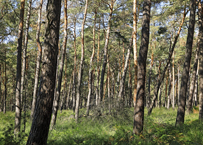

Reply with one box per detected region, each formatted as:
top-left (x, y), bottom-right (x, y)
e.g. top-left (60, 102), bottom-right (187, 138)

top-left (3, 49), bottom-right (6, 114)
top-left (21, 0), bottom-right (32, 113)
top-left (23, 56), bottom-right (29, 132)
top-left (133, 0), bottom-right (151, 135)
top-left (72, 18), bottom-right (77, 112)
top-left (99, 0), bottom-right (114, 112)
top-left (147, 8), bottom-right (187, 115)
top-left (187, 5), bottom-right (201, 113)
top-left (164, 69), bottom-right (168, 107)
top-left (31, 0), bottom-right (43, 119)
top-left (26, 0), bottom-right (61, 144)
top-left (86, 10), bottom-right (96, 116)
top-left (198, 1), bottom-right (203, 120)
top-left (107, 56), bottom-right (111, 113)
top-left (60, 56), bottom-right (67, 112)
top-left (147, 42), bottom-right (154, 108)
top-left (194, 65), bottom-right (198, 106)
top-left (178, 64), bottom-right (180, 106)
top-left (66, 81), bottom-right (72, 109)
top-left (172, 52), bottom-right (175, 109)
top-left (50, 0), bottom-right (68, 128)
top-left (187, 41), bottom-right (199, 113)
top-left (118, 40), bottom-right (132, 103)
top-left (14, 0), bottom-right (25, 135)
top-left (128, 57), bottom-right (132, 107)
top-left (176, 0), bottom-right (195, 126)
top-left (167, 64), bottom-right (172, 109)
top-left (133, 0), bottom-right (138, 107)
top-left (95, 18), bottom-right (100, 106)
top-left (0, 64), bottom-right (1, 112)
top-left (75, 0), bottom-right (88, 122)
top-left (158, 83), bottom-right (163, 108)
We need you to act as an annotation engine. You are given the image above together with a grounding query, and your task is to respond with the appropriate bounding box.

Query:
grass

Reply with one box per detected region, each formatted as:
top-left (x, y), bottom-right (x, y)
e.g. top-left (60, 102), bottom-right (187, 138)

top-left (0, 107), bottom-right (202, 145)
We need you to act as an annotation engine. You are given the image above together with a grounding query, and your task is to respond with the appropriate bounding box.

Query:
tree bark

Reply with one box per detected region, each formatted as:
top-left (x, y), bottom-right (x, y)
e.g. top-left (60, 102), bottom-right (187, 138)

top-left (65, 76), bottom-right (72, 110)
top-left (198, 1), bottom-right (203, 120)
top-left (147, 42), bottom-right (154, 108)
top-left (3, 49), bottom-right (6, 114)
top-left (147, 7), bottom-right (187, 115)
top-left (75, 0), bottom-right (88, 122)
top-left (14, 0), bottom-right (25, 135)
top-left (0, 64), bottom-right (1, 112)
top-left (187, 40), bottom-right (199, 113)
top-left (99, 0), bottom-right (114, 111)
top-left (133, 0), bottom-right (138, 107)
top-left (50, 0), bottom-right (68, 128)
top-left (95, 18), bottom-right (100, 106)
top-left (133, 0), bottom-right (150, 135)
top-left (107, 55), bottom-right (111, 113)
top-left (21, 0), bottom-right (32, 112)
top-left (86, 10), bottom-right (96, 116)
top-left (176, 0), bottom-right (196, 126)
top-left (72, 18), bottom-right (77, 112)
top-left (128, 56), bottom-right (132, 107)
top-left (31, 0), bottom-right (43, 119)
top-left (164, 69), bottom-right (168, 107)
top-left (26, 0), bottom-right (61, 144)
top-left (178, 63), bottom-right (180, 106)
top-left (167, 64), bottom-right (172, 109)
top-left (60, 54), bottom-right (67, 112)
top-left (172, 52), bottom-right (175, 109)
top-left (118, 40), bottom-right (132, 103)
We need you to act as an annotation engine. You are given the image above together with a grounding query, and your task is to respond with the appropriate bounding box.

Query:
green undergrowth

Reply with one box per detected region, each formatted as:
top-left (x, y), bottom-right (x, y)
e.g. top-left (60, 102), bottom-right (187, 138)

top-left (0, 107), bottom-right (202, 145)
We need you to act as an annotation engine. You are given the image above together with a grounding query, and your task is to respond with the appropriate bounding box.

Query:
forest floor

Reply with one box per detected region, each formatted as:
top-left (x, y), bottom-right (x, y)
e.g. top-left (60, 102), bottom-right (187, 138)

top-left (0, 107), bottom-right (202, 145)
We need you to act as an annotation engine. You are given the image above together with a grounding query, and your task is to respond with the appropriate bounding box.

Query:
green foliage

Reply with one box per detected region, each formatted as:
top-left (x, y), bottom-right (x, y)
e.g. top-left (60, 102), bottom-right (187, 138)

top-left (0, 108), bottom-right (202, 145)
top-left (46, 107), bottom-right (202, 145)
top-left (0, 124), bottom-right (27, 145)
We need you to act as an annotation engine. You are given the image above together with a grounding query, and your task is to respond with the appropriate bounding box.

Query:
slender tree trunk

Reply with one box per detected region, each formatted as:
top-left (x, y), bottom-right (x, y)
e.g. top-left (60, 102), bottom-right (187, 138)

top-left (133, 0), bottom-right (151, 135)
top-left (0, 64), bottom-right (1, 112)
top-left (176, 0), bottom-right (195, 126)
top-left (128, 57), bottom-right (132, 107)
top-left (99, 1), bottom-right (114, 111)
top-left (159, 83), bottom-right (162, 108)
top-left (165, 69), bottom-right (168, 107)
top-left (172, 52), bottom-right (175, 109)
top-left (66, 80), bottom-right (72, 110)
top-left (118, 40), bottom-right (132, 103)
top-left (72, 18), bottom-right (77, 112)
top-left (107, 56), bottom-right (111, 113)
top-left (147, 42), bottom-right (154, 108)
top-left (23, 56), bottom-right (29, 132)
top-left (175, 77), bottom-right (178, 107)
top-left (96, 18), bottom-right (100, 106)
top-left (178, 64), bottom-right (180, 106)
top-left (31, 0), bottom-right (43, 119)
top-left (14, 0), bottom-right (25, 135)
top-left (194, 64), bottom-right (198, 106)
top-left (50, 0), bottom-right (68, 128)
top-left (75, 0), bottom-right (88, 122)
top-left (26, 0), bottom-right (61, 144)
top-left (147, 8), bottom-right (187, 115)
top-left (133, 0), bottom-right (137, 107)
top-left (60, 56), bottom-right (67, 112)
top-left (167, 64), bottom-right (172, 109)
top-left (187, 40), bottom-right (199, 113)
top-left (86, 10), bottom-right (96, 116)
top-left (198, 1), bottom-right (203, 120)
top-left (3, 49), bottom-right (6, 114)
top-left (21, 0), bottom-right (32, 112)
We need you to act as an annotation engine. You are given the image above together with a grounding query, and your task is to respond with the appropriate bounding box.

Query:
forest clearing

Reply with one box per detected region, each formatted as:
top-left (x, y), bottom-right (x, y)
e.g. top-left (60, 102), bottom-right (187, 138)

top-left (1, 0), bottom-right (203, 144)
